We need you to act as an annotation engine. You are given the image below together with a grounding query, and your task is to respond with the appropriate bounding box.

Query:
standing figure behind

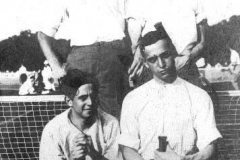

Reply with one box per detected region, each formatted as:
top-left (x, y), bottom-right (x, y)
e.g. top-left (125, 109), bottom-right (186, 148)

top-left (38, 0), bottom-right (130, 118)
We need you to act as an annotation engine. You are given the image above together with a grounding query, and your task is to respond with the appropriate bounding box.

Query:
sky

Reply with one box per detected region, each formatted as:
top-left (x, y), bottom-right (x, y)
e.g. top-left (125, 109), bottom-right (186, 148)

top-left (0, 0), bottom-right (64, 41)
top-left (0, 0), bottom-right (240, 41)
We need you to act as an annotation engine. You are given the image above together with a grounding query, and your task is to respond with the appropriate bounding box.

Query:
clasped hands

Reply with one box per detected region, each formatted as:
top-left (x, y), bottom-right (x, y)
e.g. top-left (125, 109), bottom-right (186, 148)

top-left (70, 134), bottom-right (95, 160)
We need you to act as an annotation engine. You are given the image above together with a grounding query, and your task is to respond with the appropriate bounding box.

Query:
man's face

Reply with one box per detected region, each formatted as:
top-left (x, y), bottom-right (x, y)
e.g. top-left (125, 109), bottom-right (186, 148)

top-left (143, 39), bottom-right (177, 83)
top-left (70, 84), bottom-right (98, 119)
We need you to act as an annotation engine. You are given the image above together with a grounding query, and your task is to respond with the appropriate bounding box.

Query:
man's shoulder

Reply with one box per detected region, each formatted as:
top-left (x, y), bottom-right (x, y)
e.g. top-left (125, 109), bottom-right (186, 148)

top-left (125, 79), bottom-right (154, 100)
top-left (121, 80), bottom-right (154, 116)
top-left (181, 78), bottom-right (210, 100)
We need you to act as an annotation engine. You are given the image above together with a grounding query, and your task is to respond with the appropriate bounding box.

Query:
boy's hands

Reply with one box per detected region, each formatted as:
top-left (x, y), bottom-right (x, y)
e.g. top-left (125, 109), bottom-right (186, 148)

top-left (70, 134), bottom-right (95, 160)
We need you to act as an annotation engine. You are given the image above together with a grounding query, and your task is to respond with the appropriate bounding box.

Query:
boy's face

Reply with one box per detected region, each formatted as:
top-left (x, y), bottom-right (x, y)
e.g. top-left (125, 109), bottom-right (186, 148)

top-left (143, 39), bottom-right (177, 83)
top-left (70, 83), bottom-right (98, 119)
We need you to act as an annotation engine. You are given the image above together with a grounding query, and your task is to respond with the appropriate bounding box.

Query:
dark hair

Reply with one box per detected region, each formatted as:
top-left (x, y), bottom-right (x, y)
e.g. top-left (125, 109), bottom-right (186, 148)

top-left (19, 73), bottom-right (27, 84)
top-left (59, 69), bottom-right (99, 99)
top-left (139, 22), bottom-right (171, 53)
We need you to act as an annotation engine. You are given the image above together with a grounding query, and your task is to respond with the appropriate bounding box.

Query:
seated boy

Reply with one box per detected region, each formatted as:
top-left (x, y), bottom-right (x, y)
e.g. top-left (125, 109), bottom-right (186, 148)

top-left (40, 69), bottom-right (122, 160)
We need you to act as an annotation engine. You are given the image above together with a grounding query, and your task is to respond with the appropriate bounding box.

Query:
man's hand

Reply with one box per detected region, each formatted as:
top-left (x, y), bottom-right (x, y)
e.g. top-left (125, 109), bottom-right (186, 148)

top-left (70, 134), bottom-right (89, 160)
top-left (128, 47), bottom-right (144, 80)
top-left (154, 145), bottom-right (182, 160)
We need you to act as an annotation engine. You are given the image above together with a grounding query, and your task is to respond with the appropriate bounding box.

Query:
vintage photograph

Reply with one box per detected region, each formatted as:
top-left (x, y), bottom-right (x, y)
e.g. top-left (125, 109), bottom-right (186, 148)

top-left (0, 0), bottom-right (240, 159)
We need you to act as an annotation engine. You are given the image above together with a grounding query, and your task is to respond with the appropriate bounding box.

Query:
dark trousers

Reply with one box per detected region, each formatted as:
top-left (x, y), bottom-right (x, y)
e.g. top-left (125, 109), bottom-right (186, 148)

top-left (66, 40), bottom-right (130, 118)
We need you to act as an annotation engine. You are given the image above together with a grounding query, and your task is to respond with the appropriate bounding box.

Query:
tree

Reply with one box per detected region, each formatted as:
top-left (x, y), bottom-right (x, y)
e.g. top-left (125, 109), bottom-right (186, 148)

top-left (204, 15), bottom-right (240, 66)
top-left (0, 30), bottom-right (70, 72)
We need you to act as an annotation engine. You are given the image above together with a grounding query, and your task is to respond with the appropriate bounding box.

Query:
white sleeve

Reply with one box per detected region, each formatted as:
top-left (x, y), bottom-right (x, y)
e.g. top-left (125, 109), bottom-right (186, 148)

top-left (125, 0), bottom-right (146, 26)
top-left (119, 0), bottom-right (126, 18)
top-left (118, 95), bottom-right (141, 150)
top-left (193, 0), bottom-right (206, 24)
top-left (193, 91), bottom-right (222, 150)
top-left (104, 119), bottom-right (123, 160)
top-left (39, 126), bottom-right (66, 160)
top-left (39, 3), bottom-right (68, 37)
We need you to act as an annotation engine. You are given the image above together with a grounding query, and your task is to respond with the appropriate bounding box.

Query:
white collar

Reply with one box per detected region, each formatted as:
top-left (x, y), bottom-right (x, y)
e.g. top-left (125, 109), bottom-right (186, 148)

top-left (152, 77), bottom-right (181, 88)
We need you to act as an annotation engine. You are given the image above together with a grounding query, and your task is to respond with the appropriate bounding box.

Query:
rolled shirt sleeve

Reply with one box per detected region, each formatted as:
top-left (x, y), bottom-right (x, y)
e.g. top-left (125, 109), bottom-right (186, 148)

top-left (118, 95), bottom-right (141, 150)
top-left (193, 91), bottom-right (222, 150)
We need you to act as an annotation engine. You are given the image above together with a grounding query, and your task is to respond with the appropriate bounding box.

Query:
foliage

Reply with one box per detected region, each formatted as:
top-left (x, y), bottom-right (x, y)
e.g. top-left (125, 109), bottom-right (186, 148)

top-left (0, 30), bottom-right (70, 72)
top-left (204, 15), bottom-right (240, 66)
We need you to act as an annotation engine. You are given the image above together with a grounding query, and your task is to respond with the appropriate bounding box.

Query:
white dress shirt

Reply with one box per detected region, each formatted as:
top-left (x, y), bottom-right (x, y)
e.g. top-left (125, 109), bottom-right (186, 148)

top-left (119, 77), bottom-right (222, 160)
top-left (41, 0), bottom-right (126, 46)
top-left (40, 108), bottom-right (122, 160)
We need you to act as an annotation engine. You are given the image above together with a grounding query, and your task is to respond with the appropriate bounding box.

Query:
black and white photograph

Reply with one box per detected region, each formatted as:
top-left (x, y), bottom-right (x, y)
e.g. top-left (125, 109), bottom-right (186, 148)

top-left (0, 0), bottom-right (240, 159)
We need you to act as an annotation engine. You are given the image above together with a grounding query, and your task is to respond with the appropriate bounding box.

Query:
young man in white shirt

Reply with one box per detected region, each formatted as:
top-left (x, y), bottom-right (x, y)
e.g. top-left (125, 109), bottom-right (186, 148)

top-left (119, 25), bottom-right (222, 160)
top-left (40, 69), bottom-right (122, 160)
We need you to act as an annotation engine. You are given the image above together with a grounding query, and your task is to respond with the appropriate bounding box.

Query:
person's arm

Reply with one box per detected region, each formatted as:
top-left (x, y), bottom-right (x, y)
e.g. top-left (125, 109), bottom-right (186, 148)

top-left (188, 24), bottom-right (206, 62)
top-left (119, 94), bottom-right (144, 159)
top-left (186, 0), bottom-right (206, 62)
top-left (39, 126), bottom-right (66, 160)
top-left (127, 18), bottom-right (145, 80)
top-left (175, 23), bottom-right (206, 72)
top-left (181, 143), bottom-right (216, 160)
top-left (101, 119), bottom-right (123, 160)
top-left (188, 88), bottom-right (221, 160)
top-left (37, 31), bottom-right (66, 79)
top-left (127, 18), bottom-right (143, 54)
top-left (120, 145), bottom-right (144, 160)
top-left (154, 142), bottom-right (216, 160)
top-left (125, 0), bottom-right (144, 54)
